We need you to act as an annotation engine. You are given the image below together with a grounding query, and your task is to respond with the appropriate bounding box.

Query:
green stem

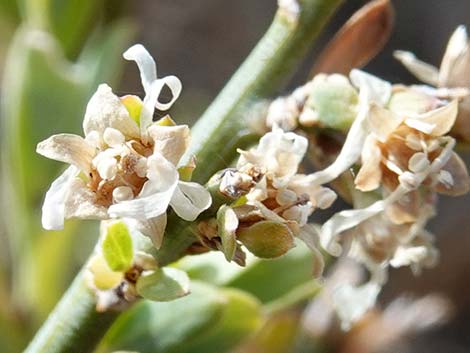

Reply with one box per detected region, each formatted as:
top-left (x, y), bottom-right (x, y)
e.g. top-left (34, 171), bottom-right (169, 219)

top-left (22, 269), bottom-right (118, 353)
top-left (161, 0), bottom-right (345, 264)
top-left (263, 280), bottom-right (322, 315)
top-left (24, 1), bottom-right (344, 352)
top-left (186, 0), bottom-right (345, 183)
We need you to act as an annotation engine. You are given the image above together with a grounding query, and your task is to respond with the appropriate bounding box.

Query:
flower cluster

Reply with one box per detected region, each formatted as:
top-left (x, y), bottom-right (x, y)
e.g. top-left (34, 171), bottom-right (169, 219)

top-left (195, 126), bottom-right (335, 265)
top-left (262, 67), bottom-right (469, 326)
top-left (36, 38), bottom-right (470, 323)
top-left (37, 45), bottom-right (211, 248)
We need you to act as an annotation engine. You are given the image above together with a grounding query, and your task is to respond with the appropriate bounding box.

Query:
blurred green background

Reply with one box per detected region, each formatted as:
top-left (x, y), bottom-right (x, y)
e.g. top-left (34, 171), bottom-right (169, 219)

top-left (1, 1), bottom-right (470, 352)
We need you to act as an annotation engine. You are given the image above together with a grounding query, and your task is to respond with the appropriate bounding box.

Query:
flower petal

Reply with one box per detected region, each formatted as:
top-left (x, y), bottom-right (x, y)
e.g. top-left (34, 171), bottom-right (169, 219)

top-left (123, 44), bottom-right (157, 94)
top-left (385, 190), bottom-right (420, 224)
top-left (308, 71), bottom-right (391, 187)
top-left (355, 135), bottom-right (383, 191)
top-left (41, 166), bottom-right (79, 230)
top-left (439, 25), bottom-right (470, 87)
top-left (320, 200), bottom-right (386, 256)
top-left (170, 181), bottom-right (212, 221)
top-left (123, 44), bottom-right (182, 134)
top-left (434, 151), bottom-right (470, 196)
top-left (133, 214), bottom-right (168, 249)
top-left (154, 75), bottom-right (182, 111)
top-left (408, 99), bottom-right (458, 136)
top-left (393, 50), bottom-right (440, 86)
top-left (108, 153), bottom-right (179, 219)
top-left (307, 94), bottom-right (368, 185)
top-left (349, 69), bottom-right (392, 105)
top-left (36, 134), bottom-right (95, 172)
top-left (147, 124), bottom-right (190, 165)
top-left (367, 103), bottom-right (404, 142)
top-left (139, 78), bottom-right (182, 136)
top-left (83, 84), bottom-right (139, 139)
top-left (64, 179), bottom-right (108, 220)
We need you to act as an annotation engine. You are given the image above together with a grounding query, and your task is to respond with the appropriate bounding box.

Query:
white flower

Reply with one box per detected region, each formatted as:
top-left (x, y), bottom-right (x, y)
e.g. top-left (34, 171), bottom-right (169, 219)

top-left (235, 126), bottom-right (336, 227)
top-left (37, 44), bottom-right (211, 247)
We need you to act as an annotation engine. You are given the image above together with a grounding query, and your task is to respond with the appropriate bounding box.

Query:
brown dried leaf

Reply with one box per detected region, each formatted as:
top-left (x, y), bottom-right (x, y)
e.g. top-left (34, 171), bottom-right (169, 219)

top-left (311, 0), bottom-right (394, 76)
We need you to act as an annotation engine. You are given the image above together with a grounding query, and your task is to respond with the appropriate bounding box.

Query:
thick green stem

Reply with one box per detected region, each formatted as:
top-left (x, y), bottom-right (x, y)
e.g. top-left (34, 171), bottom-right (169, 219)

top-left (24, 1), bottom-right (344, 352)
top-left (186, 0), bottom-right (345, 183)
top-left (22, 269), bottom-right (118, 353)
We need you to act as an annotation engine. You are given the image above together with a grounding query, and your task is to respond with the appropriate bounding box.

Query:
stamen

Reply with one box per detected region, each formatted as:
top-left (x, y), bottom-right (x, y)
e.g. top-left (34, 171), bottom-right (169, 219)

top-left (113, 186), bottom-right (134, 202)
top-left (103, 128), bottom-right (125, 147)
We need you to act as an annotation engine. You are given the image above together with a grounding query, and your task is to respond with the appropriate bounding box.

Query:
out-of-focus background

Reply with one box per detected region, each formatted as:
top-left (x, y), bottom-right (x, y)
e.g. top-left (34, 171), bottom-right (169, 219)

top-left (0, 0), bottom-right (469, 352)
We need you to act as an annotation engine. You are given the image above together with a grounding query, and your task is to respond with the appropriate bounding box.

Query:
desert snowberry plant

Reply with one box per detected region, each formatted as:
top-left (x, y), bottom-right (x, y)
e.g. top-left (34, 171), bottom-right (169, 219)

top-left (8, 1), bottom-right (468, 353)
top-left (37, 45), bottom-right (211, 248)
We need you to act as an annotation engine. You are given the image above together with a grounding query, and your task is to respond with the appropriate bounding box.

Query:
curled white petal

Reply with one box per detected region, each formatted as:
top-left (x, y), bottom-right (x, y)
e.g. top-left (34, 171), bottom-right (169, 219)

top-left (42, 166), bottom-right (79, 230)
top-left (154, 75), bottom-right (182, 111)
top-left (123, 44), bottom-right (157, 93)
top-left (170, 181), bottom-right (212, 221)
top-left (103, 128), bottom-right (125, 147)
top-left (124, 44), bottom-right (183, 135)
top-left (112, 186), bottom-right (134, 202)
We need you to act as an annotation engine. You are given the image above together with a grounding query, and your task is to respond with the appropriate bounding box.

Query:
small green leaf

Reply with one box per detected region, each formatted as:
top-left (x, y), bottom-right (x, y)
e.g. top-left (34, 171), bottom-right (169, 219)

top-left (120, 95), bottom-right (143, 125)
top-left (238, 221), bottom-right (294, 259)
top-left (136, 267), bottom-right (190, 302)
top-left (102, 221), bottom-right (133, 272)
top-left (178, 157), bottom-right (196, 182)
top-left (217, 205), bottom-right (238, 261)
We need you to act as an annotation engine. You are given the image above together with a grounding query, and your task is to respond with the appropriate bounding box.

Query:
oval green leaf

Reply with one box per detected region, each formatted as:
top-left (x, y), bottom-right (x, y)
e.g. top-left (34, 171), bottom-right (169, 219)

top-left (102, 221), bottom-right (133, 272)
top-left (136, 267), bottom-right (190, 302)
top-left (238, 221), bottom-right (294, 259)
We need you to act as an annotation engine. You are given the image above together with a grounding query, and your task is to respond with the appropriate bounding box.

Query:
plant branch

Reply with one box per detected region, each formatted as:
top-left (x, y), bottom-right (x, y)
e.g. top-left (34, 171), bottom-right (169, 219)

top-left (22, 269), bottom-right (118, 353)
top-left (24, 1), bottom-right (345, 351)
top-left (185, 0), bottom-right (345, 183)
